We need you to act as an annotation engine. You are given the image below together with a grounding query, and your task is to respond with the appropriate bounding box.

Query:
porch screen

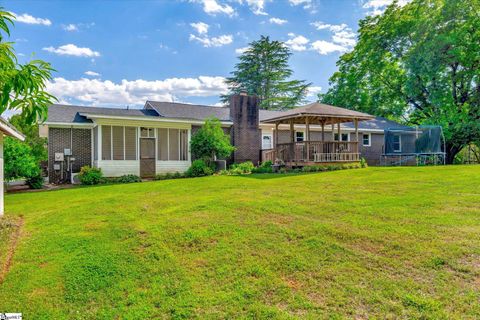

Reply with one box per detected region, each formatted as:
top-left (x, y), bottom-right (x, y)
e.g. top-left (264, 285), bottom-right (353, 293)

top-left (157, 128), bottom-right (169, 160)
top-left (125, 127), bottom-right (137, 160)
top-left (180, 129), bottom-right (188, 161)
top-left (102, 125), bottom-right (112, 160)
top-left (169, 129), bottom-right (179, 160)
top-left (112, 126), bottom-right (124, 160)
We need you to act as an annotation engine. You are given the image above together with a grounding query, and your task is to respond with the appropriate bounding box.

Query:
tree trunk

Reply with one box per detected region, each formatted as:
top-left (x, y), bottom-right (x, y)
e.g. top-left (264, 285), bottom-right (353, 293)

top-left (445, 143), bottom-right (461, 164)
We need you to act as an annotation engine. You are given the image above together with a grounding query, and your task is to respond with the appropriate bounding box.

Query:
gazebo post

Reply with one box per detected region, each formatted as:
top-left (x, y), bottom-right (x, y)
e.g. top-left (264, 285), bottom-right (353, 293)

top-left (275, 121), bottom-right (279, 159)
top-left (354, 119), bottom-right (359, 153)
top-left (331, 123), bottom-right (335, 140)
top-left (305, 116), bottom-right (310, 161)
top-left (337, 122), bottom-right (341, 141)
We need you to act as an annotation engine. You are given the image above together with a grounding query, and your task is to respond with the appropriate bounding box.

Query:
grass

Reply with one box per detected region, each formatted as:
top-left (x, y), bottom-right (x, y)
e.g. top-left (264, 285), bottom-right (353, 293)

top-left (0, 166), bottom-right (479, 319)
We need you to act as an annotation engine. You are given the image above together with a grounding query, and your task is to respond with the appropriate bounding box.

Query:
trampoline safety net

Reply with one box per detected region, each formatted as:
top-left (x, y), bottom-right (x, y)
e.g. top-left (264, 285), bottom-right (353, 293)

top-left (382, 126), bottom-right (446, 166)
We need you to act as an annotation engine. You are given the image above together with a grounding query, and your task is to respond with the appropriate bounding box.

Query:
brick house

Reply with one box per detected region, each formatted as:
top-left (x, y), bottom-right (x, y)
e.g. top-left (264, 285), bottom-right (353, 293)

top-left (42, 94), bottom-right (409, 183)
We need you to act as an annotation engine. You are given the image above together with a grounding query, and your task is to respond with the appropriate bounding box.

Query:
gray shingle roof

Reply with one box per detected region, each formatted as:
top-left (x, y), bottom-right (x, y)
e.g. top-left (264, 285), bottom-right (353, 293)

top-left (47, 104), bottom-right (159, 124)
top-left (47, 102), bottom-right (409, 132)
top-left (146, 101), bottom-right (230, 121)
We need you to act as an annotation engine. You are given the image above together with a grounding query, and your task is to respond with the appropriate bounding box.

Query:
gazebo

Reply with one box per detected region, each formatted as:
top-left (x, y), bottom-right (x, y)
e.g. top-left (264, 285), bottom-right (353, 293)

top-left (261, 102), bottom-right (374, 166)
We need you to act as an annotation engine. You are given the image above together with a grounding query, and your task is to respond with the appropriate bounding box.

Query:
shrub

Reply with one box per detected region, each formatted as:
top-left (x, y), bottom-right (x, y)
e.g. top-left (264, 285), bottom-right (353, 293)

top-left (186, 159), bottom-right (214, 177)
top-left (26, 173), bottom-right (44, 189)
top-left (78, 166), bottom-right (103, 185)
top-left (230, 161), bottom-right (255, 175)
top-left (116, 174), bottom-right (141, 183)
top-left (360, 157), bottom-right (368, 168)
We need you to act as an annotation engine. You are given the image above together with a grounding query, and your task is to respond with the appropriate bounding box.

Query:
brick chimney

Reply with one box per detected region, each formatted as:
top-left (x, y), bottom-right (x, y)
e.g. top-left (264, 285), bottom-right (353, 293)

top-left (229, 93), bottom-right (261, 164)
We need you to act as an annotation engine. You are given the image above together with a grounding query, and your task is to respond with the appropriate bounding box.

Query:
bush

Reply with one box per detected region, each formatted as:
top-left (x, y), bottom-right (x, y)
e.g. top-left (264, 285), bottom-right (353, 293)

top-left (116, 174), bottom-right (141, 183)
top-left (190, 118), bottom-right (235, 165)
top-left (26, 173), bottom-right (44, 189)
top-left (230, 161), bottom-right (255, 175)
top-left (78, 166), bottom-right (103, 185)
top-left (360, 157), bottom-right (368, 168)
top-left (186, 159), bottom-right (214, 177)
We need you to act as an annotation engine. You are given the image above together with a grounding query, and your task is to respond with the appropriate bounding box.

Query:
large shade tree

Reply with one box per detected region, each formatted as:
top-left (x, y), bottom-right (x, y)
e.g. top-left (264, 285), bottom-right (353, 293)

top-left (1, 8), bottom-right (56, 124)
top-left (222, 36), bottom-right (311, 110)
top-left (320, 0), bottom-right (480, 163)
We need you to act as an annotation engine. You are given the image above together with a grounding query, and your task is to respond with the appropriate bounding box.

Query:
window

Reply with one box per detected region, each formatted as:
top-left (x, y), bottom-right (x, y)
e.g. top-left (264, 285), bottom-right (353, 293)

top-left (362, 133), bottom-right (371, 147)
top-left (262, 134), bottom-right (272, 149)
top-left (157, 128), bottom-right (189, 161)
top-left (334, 133), bottom-right (350, 142)
top-left (393, 135), bottom-right (401, 152)
top-left (295, 131), bottom-right (304, 142)
top-left (140, 127), bottom-right (155, 138)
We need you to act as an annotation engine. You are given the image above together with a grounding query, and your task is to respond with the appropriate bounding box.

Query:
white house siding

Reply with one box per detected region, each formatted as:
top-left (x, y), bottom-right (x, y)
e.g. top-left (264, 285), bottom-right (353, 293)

top-left (95, 160), bottom-right (140, 177)
top-left (156, 161), bottom-right (190, 174)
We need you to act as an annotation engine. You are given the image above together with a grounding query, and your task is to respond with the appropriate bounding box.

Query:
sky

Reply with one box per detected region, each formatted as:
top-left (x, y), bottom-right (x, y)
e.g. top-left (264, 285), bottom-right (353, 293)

top-left (3, 0), bottom-right (399, 109)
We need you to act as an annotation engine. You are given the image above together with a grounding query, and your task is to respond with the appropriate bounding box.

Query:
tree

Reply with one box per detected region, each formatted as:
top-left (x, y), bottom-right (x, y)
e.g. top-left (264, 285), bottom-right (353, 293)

top-left (320, 0), bottom-right (480, 163)
top-left (222, 35), bottom-right (311, 110)
top-left (0, 8), bottom-right (56, 124)
top-left (190, 118), bottom-right (235, 164)
top-left (9, 114), bottom-right (47, 164)
top-left (3, 137), bottom-right (39, 181)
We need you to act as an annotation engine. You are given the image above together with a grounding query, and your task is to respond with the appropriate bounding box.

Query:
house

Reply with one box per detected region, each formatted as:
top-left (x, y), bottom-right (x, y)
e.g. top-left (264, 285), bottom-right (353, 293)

top-left (0, 117), bottom-right (25, 216)
top-left (42, 94), bottom-right (409, 183)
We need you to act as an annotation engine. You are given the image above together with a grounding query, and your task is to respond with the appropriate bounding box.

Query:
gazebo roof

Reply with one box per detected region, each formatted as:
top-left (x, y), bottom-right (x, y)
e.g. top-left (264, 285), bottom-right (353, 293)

top-left (262, 102), bottom-right (374, 125)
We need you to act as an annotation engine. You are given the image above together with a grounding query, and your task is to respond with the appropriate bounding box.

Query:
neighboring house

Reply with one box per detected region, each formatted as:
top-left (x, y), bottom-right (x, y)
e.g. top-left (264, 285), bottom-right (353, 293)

top-left (42, 94), bottom-right (408, 183)
top-left (0, 117), bottom-right (25, 216)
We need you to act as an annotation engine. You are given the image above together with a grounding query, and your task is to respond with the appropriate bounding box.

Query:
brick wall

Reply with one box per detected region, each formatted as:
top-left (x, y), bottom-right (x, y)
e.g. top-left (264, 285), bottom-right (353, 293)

top-left (48, 128), bottom-right (92, 184)
top-left (230, 94), bottom-right (261, 164)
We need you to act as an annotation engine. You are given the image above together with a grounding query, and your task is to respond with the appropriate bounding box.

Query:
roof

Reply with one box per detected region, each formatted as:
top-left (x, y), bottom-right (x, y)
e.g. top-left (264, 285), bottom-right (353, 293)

top-left (261, 102), bottom-right (374, 124)
top-left (46, 104), bottom-right (159, 124)
top-left (146, 101), bottom-right (230, 121)
top-left (0, 117), bottom-right (25, 141)
top-left (46, 101), bottom-right (408, 132)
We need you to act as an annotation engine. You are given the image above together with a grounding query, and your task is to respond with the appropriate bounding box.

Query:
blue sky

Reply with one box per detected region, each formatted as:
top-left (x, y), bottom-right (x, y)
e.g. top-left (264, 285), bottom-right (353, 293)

top-left (3, 0), bottom-right (395, 108)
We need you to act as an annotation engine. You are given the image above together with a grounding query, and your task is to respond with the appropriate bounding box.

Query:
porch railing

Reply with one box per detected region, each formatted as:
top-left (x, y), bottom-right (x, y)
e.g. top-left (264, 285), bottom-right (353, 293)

top-left (272, 141), bottom-right (359, 163)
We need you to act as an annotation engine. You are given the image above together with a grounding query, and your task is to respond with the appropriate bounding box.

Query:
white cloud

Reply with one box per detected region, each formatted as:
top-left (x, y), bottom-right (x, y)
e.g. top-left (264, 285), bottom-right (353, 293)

top-left (362, 0), bottom-right (411, 15)
top-left (192, 0), bottom-right (235, 16)
top-left (10, 12), bottom-right (51, 26)
top-left (190, 22), bottom-right (209, 35)
top-left (235, 46), bottom-right (249, 54)
top-left (311, 40), bottom-right (348, 55)
top-left (46, 76), bottom-right (229, 106)
top-left (310, 21), bottom-right (356, 53)
top-left (84, 71), bottom-right (100, 77)
top-left (285, 33), bottom-right (309, 51)
top-left (288, 0), bottom-right (311, 6)
top-left (189, 34), bottom-right (233, 47)
top-left (43, 44), bottom-right (101, 57)
top-left (239, 0), bottom-right (268, 15)
top-left (62, 24), bottom-right (78, 31)
top-left (306, 86), bottom-right (322, 97)
top-left (269, 17), bottom-right (287, 25)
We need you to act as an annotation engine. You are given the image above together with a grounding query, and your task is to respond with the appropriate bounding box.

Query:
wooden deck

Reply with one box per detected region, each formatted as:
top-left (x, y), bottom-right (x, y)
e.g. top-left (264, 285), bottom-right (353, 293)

top-left (262, 141), bottom-right (360, 165)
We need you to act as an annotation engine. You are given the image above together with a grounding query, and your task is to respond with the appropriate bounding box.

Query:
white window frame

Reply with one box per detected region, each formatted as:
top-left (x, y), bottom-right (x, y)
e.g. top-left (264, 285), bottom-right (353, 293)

top-left (262, 134), bottom-right (273, 149)
top-left (393, 134), bottom-right (402, 152)
top-left (295, 131), bottom-right (304, 142)
top-left (362, 133), bottom-right (371, 147)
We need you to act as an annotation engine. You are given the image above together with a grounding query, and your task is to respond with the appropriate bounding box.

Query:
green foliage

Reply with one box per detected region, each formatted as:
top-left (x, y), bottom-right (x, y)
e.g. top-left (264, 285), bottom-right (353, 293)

top-left (320, 0), bottom-right (480, 163)
top-left (9, 114), bottom-right (47, 163)
top-left (78, 166), bottom-right (103, 185)
top-left (190, 118), bottom-right (235, 163)
top-left (252, 161), bottom-right (273, 173)
top-left (186, 159), bottom-right (214, 177)
top-left (222, 35), bottom-right (311, 110)
top-left (360, 157), bottom-right (368, 168)
top-left (115, 174), bottom-right (142, 183)
top-left (25, 172), bottom-right (44, 189)
top-left (3, 136), bottom-right (39, 180)
top-left (0, 8), bottom-right (56, 124)
top-left (230, 161), bottom-right (255, 175)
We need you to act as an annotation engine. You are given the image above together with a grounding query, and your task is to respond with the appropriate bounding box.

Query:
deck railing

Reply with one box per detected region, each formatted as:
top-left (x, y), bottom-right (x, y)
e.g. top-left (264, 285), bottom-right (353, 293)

top-left (263, 141), bottom-right (359, 163)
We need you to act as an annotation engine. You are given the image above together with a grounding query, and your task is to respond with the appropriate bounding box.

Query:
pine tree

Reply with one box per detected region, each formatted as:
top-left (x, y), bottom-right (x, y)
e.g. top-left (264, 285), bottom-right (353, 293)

top-left (222, 36), bottom-right (310, 110)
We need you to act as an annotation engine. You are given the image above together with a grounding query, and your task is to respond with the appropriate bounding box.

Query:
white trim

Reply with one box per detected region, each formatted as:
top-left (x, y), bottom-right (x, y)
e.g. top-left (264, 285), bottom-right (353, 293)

top-left (259, 123), bottom-right (385, 133)
top-left (362, 133), bottom-right (371, 147)
top-left (91, 128), bottom-right (94, 165)
top-left (98, 125), bottom-right (102, 162)
top-left (261, 133), bottom-right (273, 149)
top-left (79, 113), bottom-right (233, 126)
top-left (393, 134), bottom-right (402, 152)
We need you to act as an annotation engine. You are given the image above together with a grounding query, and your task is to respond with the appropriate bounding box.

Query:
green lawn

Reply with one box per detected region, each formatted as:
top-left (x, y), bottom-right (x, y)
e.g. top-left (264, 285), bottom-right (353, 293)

top-left (1, 166), bottom-right (479, 319)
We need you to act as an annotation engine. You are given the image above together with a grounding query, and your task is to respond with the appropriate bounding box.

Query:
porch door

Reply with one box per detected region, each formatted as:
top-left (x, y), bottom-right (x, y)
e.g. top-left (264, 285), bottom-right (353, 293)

top-left (140, 138), bottom-right (156, 178)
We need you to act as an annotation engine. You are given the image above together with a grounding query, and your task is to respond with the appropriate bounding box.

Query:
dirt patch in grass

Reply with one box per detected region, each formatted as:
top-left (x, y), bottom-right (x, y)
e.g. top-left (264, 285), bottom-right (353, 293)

top-left (0, 216), bottom-right (24, 284)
